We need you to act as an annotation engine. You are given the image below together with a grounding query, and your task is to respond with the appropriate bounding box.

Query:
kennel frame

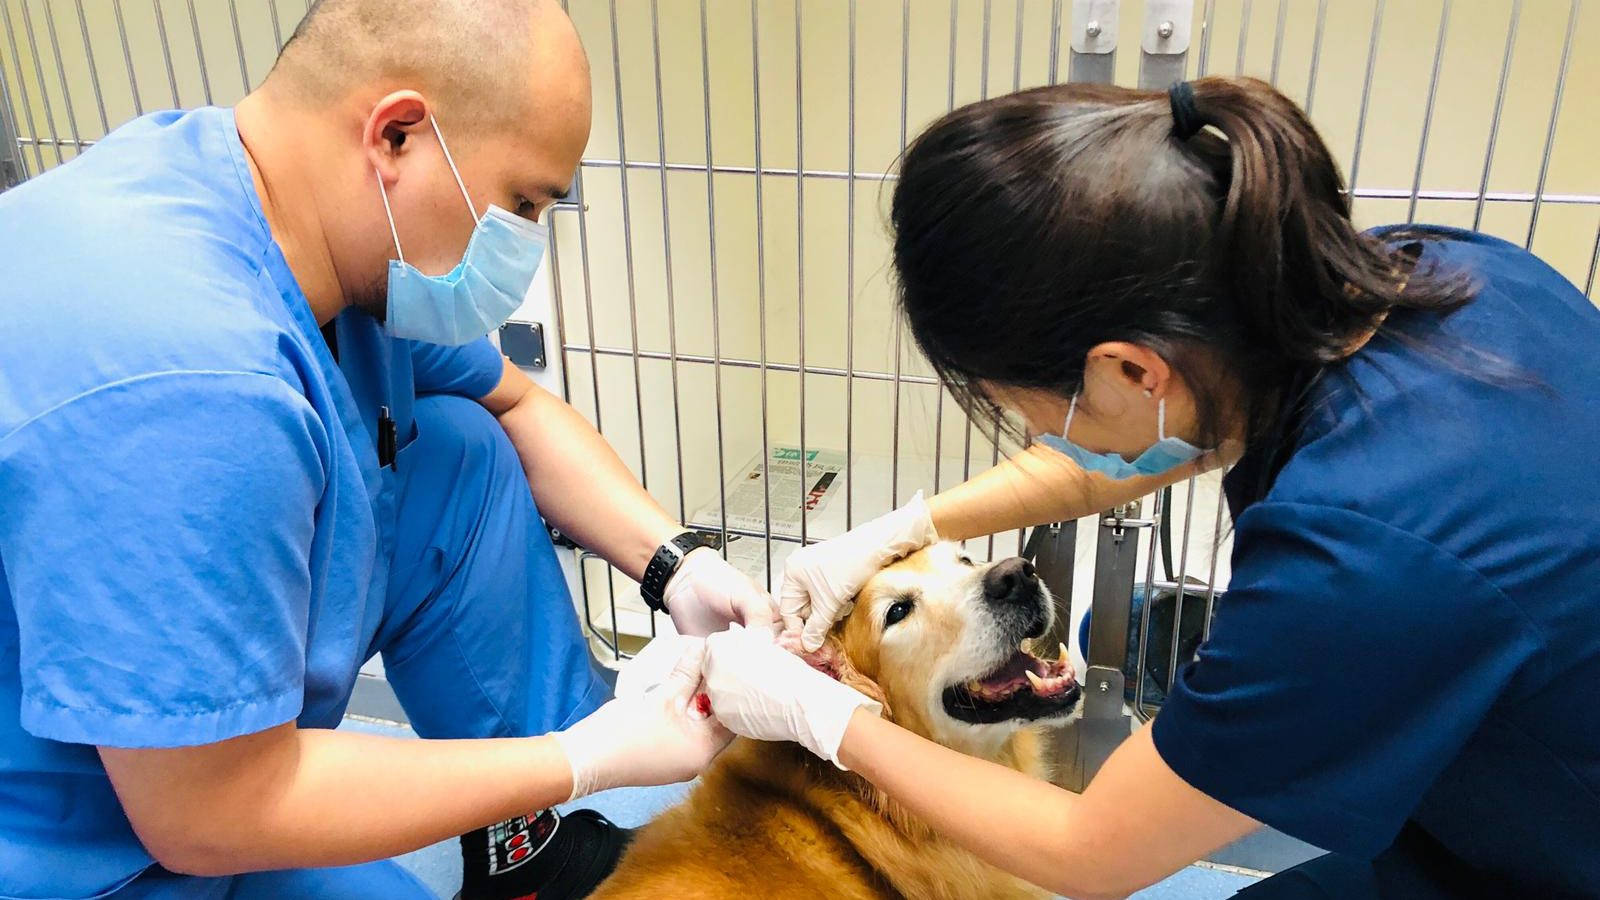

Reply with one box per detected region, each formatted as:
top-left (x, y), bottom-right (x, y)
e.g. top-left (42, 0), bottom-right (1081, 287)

top-left (0, 0), bottom-right (1593, 776)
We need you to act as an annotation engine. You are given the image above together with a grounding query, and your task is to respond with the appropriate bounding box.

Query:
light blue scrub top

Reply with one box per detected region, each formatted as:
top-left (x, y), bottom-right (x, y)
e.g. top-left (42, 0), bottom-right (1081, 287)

top-left (0, 108), bottom-right (503, 897)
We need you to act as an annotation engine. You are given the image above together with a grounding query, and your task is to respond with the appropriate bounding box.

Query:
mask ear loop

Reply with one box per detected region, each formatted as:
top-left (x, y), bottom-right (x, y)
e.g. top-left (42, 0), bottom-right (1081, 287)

top-left (1156, 396), bottom-right (1168, 440)
top-left (428, 115), bottom-right (479, 222)
top-left (1061, 393), bottom-right (1079, 439)
top-left (374, 170), bottom-right (405, 263)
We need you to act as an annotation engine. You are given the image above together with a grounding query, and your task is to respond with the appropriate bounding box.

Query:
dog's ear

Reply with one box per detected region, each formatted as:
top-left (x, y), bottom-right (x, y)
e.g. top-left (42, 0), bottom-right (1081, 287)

top-left (778, 631), bottom-right (890, 718)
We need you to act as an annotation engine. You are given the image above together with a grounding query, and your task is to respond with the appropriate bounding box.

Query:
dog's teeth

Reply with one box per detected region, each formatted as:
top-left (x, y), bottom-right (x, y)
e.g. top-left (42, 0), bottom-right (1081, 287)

top-left (1025, 670), bottom-right (1045, 691)
top-left (1058, 643), bottom-right (1070, 667)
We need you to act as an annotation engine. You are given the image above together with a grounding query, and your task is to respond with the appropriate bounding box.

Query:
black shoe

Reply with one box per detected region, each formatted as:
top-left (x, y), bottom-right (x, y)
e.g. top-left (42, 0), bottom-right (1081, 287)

top-left (456, 808), bottom-right (635, 900)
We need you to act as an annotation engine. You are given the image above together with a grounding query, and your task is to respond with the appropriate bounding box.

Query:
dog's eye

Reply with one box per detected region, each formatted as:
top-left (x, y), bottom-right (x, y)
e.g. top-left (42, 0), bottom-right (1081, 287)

top-left (884, 598), bottom-right (914, 628)
top-left (958, 554), bottom-right (976, 567)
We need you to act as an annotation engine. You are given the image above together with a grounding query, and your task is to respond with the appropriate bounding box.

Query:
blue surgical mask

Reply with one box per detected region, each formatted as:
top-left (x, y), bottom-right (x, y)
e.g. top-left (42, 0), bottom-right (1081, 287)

top-left (1035, 393), bottom-right (1207, 479)
top-left (375, 116), bottom-right (548, 346)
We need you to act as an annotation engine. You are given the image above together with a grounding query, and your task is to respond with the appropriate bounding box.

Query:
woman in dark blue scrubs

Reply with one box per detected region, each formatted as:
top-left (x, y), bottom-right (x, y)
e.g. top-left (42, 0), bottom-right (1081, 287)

top-left (702, 76), bottom-right (1600, 898)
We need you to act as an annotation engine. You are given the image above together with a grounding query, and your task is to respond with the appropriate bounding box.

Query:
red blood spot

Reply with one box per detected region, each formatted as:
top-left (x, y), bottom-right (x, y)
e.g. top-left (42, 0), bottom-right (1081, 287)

top-left (695, 693), bottom-right (712, 717)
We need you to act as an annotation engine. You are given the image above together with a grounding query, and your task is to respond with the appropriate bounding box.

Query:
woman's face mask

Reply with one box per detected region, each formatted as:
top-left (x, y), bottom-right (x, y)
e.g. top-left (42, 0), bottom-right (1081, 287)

top-left (1034, 392), bottom-right (1208, 479)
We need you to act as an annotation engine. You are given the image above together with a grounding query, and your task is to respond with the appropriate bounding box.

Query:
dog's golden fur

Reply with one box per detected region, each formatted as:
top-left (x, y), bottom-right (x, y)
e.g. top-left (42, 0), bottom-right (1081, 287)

top-left (591, 544), bottom-right (1058, 900)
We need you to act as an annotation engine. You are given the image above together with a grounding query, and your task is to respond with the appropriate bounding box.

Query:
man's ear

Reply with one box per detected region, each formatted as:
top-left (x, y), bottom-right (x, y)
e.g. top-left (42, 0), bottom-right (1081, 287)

top-left (363, 90), bottom-right (430, 184)
top-left (779, 631), bottom-right (890, 718)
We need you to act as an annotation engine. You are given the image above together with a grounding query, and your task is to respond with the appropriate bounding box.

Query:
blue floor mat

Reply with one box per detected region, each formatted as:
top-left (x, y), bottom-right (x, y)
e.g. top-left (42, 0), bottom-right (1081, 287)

top-left (342, 717), bottom-right (1259, 899)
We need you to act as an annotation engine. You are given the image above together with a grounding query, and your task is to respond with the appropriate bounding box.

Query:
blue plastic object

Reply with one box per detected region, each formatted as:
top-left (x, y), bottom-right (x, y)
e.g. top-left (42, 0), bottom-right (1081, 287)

top-left (1077, 584), bottom-right (1210, 707)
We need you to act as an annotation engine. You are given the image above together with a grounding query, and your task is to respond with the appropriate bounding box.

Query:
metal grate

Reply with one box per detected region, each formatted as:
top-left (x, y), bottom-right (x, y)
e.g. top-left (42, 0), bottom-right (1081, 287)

top-left (2, 2), bottom-right (1595, 682)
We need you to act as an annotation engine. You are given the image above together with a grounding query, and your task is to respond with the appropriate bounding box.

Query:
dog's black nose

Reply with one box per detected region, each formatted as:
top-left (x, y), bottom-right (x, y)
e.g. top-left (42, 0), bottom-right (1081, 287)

top-left (982, 557), bottom-right (1038, 605)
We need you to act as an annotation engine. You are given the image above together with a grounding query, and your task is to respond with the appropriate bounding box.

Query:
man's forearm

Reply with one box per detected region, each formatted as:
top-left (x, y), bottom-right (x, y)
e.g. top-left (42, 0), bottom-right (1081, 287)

top-left (927, 445), bottom-right (1212, 542)
top-left (105, 725), bottom-right (574, 876)
top-left (496, 384), bottom-right (680, 580)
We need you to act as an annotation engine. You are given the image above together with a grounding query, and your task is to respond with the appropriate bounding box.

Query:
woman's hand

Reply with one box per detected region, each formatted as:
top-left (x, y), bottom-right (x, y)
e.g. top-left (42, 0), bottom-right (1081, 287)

top-left (778, 494), bottom-right (939, 651)
top-left (664, 547), bottom-right (777, 636)
top-left (701, 626), bottom-right (882, 767)
top-left (551, 638), bottom-right (733, 801)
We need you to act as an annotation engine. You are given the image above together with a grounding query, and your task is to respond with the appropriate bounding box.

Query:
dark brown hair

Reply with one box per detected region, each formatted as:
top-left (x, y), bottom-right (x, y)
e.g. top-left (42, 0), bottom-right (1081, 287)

top-left (891, 76), bottom-right (1475, 495)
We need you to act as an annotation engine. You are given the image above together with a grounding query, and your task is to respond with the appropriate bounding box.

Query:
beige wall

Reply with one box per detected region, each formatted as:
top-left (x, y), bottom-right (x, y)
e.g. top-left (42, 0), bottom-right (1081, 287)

top-left (3, 0), bottom-right (1596, 570)
top-left (562, 0), bottom-right (1600, 552)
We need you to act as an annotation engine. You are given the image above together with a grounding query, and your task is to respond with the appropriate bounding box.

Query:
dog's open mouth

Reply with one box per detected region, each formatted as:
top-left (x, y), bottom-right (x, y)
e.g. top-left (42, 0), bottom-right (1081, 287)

top-left (942, 643), bottom-right (1081, 725)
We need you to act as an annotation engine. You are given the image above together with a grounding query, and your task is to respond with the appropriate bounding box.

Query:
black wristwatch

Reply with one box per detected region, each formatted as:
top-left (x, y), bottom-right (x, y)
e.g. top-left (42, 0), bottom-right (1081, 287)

top-left (640, 531), bottom-right (712, 614)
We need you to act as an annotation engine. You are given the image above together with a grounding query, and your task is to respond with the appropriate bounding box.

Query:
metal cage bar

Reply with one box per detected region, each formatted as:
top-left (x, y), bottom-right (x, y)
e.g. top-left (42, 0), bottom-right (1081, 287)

top-left (72, 0), bottom-right (110, 135)
top-left (750, 0), bottom-right (774, 586)
top-left (889, 0), bottom-right (910, 511)
top-left (112, 0), bottom-right (144, 117)
top-left (697, 0), bottom-right (731, 555)
top-left (648, 0), bottom-right (689, 528)
top-left (1344, 0), bottom-right (1386, 192)
top-left (1525, 0), bottom-right (1580, 250)
top-left (1407, 0), bottom-right (1451, 225)
top-left (0, 0), bottom-right (1594, 678)
top-left (796, 0), bottom-right (808, 544)
top-left (19, 0), bottom-right (65, 167)
top-left (844, 0), bottom-right (858, 528)
top-left (0, 44), bottom-right (21, 187)
top-left (1473, 0), bottom-right (1522, 232)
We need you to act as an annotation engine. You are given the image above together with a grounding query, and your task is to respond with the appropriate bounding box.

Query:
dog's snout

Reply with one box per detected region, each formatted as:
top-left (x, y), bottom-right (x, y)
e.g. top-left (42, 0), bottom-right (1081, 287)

top-left (982, 557), bottom-right (1037, 604)
top-left (982, 557), bottom-right (1048, 639)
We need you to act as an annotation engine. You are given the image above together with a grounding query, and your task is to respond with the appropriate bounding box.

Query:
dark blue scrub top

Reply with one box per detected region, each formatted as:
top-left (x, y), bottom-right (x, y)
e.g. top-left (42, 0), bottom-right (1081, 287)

top-left (1151, 226), bottom-right (1600, 895)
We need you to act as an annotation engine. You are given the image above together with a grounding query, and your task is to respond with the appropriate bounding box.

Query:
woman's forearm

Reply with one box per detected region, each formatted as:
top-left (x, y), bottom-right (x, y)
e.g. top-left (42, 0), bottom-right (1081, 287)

top-left (836, 710), bottom-right (1258, 900)
top-left (837, 709), bottom-right (1118, 899)
top-left (927, 444), bottom-right (1209, 542)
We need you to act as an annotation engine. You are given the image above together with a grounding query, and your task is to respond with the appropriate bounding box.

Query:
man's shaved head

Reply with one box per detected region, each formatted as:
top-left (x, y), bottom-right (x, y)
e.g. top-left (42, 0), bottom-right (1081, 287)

top-left (268, 0), bottom-right (585, 130)
top-left (235, 0), bottom-right (590, 326)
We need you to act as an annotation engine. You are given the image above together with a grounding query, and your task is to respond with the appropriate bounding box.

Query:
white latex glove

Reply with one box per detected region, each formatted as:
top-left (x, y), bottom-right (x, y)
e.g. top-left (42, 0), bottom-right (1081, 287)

top-left (779, 492), bottom-right (939, 651)
top-left (551, 638), bottom-right (732, 802)
top-left (612, 633), bottom-right (703, 700)
top-left (664, 546), bottom-right (777, 637)
top-left (702, 625), bottom-right (882, 769)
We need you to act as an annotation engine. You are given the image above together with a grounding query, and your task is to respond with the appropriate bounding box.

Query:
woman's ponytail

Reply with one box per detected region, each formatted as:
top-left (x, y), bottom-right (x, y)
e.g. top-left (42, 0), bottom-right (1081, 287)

top-left (1182, 76), bottom-right (1463, 365)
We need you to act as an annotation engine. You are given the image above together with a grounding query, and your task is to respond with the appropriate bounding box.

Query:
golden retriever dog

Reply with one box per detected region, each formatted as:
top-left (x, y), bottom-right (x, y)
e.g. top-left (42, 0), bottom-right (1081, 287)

top-left (591, 542), bottom-right (1081, 900)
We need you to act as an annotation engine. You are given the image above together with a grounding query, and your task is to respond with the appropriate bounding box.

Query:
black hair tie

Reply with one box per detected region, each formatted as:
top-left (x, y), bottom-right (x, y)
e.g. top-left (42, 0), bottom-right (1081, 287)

top-left (1168, 81), bottom-right (1204, 140)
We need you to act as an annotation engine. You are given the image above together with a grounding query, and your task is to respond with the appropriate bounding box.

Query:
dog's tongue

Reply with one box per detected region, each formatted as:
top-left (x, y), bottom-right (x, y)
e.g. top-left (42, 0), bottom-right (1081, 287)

top-left (976, 652), bottom-right (1037, 690)
top-left (970, 645), bottom-right (1077, 699)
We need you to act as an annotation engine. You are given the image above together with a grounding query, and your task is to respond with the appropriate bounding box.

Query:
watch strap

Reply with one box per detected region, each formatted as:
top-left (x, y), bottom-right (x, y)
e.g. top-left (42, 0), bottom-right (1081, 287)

top-left (640, 532), bottom-right (708, 613)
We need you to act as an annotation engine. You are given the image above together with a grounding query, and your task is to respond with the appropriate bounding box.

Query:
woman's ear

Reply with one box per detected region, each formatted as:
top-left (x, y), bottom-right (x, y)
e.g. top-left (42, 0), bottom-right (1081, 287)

top-left (1085, 342), bottom-right (1173, 400)
top-left (779, 631), bottom-right (891, 719)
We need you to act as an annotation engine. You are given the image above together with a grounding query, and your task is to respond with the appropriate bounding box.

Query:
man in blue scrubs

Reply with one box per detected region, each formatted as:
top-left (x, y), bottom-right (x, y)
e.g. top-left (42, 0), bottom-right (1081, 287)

top-left (0, 1), bottom-right (768, 897)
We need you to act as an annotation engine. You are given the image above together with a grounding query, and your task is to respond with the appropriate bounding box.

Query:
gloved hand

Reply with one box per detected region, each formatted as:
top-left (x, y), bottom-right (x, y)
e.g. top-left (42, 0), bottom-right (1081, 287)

top-left (702, 625), bottom-right (882, 769)
top-left (551, 637), bottom-right (732, 802)
top-left (664, 547), bottom-right (777, 636)
top-left (779, 492), bottom-right (939, 651)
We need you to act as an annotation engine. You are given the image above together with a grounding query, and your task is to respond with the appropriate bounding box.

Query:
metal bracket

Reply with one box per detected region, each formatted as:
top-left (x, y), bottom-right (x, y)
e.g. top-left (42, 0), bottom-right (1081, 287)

top-left (1058, 665), bottom-right (1135, 790)
top-left (552, 167), bottom-right (585, 212)
top-left (500, 320), bottom-right (548, 368)
top-left (1051, 499), bottom-right (1157, 791)
top-left (1100, 499), bottom-right (1146, 541)
top-left (1089, 502), bottom-right (1146, 667)
top-left (1024, 520), bottom-right (1078, 653)
top-left (1069, 0), bottom-right (1119, 84)
top-left (1138, 0), bottom-right (1195, 89)
top-left (0, 68), bottom-right (23, 191)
